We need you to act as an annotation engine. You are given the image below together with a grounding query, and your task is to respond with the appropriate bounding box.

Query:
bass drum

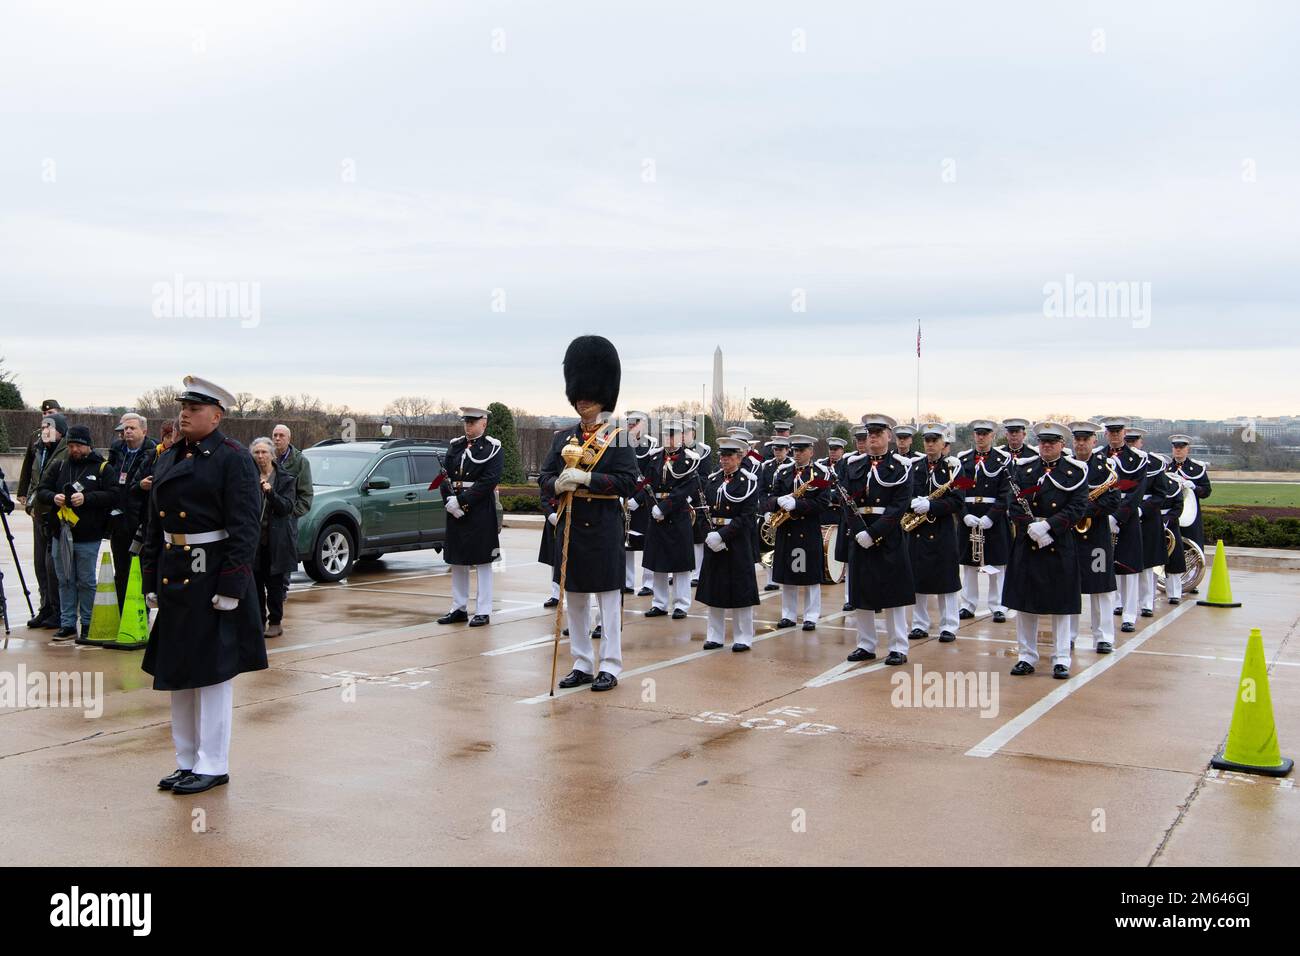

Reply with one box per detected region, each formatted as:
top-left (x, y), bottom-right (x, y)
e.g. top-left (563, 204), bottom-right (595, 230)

top-left (822, 525), bottom-right (845, 585)
top-left (1155, 539), bottom-right (1206, 593)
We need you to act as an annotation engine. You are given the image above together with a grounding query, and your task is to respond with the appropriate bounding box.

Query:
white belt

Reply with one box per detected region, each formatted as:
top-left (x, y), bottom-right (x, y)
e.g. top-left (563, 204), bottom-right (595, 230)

top-left (965, 496), bottom-right (999, 504)
top-left (453, 481), bottom-right (476, 488)
top-left (855, 506), bottom-right (886, 515)
top-left (164, 529), bottom-right (229, 545)
top-left (712, 517), bottom-right (733, 526)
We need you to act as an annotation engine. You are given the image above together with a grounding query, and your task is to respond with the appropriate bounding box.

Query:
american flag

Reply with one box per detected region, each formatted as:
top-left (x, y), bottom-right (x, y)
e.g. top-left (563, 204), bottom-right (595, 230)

top-left (916, 320), bottom-right (921, 357)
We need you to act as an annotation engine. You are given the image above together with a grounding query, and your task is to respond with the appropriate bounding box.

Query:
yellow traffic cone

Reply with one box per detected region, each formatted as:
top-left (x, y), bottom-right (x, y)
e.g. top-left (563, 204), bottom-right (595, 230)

top-left (109, 556), bottom-right (150, 650)
top-left (84, 552), bottom-right (121, 645)
top-left (1210, 628), bottom-right (1293, 776)
top-left (1196, 539), bottom-right (1241, 608)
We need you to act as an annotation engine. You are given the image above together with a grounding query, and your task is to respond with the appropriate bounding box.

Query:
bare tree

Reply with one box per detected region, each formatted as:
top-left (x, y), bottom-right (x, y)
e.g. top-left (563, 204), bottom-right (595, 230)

top-left (385, 396), bottom-right (435, 432)
top-left (803, 407), bottom-right (848, 440)
top-left (136, 384), bottom-right (180, 419)
top-left (231, 392), bottom-right (262, 418)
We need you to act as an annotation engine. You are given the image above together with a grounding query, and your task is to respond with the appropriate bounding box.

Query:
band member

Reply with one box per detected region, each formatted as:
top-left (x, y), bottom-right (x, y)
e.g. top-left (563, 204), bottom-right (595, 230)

top-left (765, 435), bottom-right (830, 630)
top-left (1167, 435), bottom-right (1211, 553)
top-left (540, 336), bottom-right (640, 692)
top-left (1065, 422), bottom-right (1121, 653)
top-left (999, 418), bottom-right (1036, 460)
top-left (894, 425), bottom-right (922, 460)
top-left (436, 407), bottom-right (503, 627)
top-left (538, 470), bottom-right (562, 608)
top-left (683, 422), bottom-right (713, 586)
top-left (958, 420), bottom-right (1011, 622)
top-left (642, 421), bottom-right (700, 620)
top-left (841, 424), bottom-right (870, 611)
top-left (141, 376), bottom-right (266, 795)
top-left (1149, 452), bottom-right (1190, 600)
top-left (622, 411), bottom-right (657, 594)
top-left (816, 437), bottom-right (848, 528)
top-left (762, 421), bottom-right (794, 459)
top-left (1003, 423), bottom-right (1089, 679)
top-left (1099, 417), bottom-right (1148, 631)
top-left (1128, 428), bottom-right (1168, 616)
top-left (842, 414), bottom-right (914, 664)
top-left (698, 438), bottom-right (761, 651)
top-left (907, 424), bottom-right (966, 642)
top-left (728, 426), bottom-right (764, 568)
top-left (756, 437), bottom-right (791, 590)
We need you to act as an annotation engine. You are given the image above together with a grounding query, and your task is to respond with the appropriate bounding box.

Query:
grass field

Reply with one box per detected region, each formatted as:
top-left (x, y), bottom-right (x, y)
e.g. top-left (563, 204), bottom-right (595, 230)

top-left (1208, 482), bottom-right (1300, 508)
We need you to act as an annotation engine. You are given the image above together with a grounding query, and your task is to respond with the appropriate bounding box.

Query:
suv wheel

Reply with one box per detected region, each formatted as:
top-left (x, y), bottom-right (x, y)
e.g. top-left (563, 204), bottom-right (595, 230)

top-left (308, 523), bottom-right (355, 582)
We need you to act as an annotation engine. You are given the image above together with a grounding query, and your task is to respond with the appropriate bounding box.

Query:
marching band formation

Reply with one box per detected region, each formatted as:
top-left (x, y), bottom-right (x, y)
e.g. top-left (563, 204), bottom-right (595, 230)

top-left (438, 336), bottom-right (1214, 692)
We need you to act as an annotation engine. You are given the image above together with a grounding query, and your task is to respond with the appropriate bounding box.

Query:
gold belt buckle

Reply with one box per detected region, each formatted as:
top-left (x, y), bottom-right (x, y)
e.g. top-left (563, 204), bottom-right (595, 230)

top-left (172, 532), bottom-right (187, 546)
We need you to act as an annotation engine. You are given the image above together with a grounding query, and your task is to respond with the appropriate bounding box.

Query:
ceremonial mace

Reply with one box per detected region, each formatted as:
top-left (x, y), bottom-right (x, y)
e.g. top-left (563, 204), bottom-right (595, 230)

top-left (549, 436), bottom-right (585, 696)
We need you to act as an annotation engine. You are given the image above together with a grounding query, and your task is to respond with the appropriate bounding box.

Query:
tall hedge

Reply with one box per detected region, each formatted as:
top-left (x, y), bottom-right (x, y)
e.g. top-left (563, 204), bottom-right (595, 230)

top-left (487, 402), bottom-right (525, 483)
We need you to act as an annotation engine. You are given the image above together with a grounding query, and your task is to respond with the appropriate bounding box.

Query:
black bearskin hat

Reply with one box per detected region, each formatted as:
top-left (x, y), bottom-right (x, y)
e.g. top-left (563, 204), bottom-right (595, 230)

top-left (563, 335), bottom-right (621, 413)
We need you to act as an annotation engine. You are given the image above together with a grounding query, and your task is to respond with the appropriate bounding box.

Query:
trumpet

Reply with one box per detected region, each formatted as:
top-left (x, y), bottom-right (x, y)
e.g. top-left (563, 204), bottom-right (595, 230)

top-left (1074, 467), bottom-right (1118, 534)
top-left (901, 474), bottom-right (974, 532)
top-left (760, 476), bottom-right (828, 546)
top-left (970, 522), bottom-right (985, 566)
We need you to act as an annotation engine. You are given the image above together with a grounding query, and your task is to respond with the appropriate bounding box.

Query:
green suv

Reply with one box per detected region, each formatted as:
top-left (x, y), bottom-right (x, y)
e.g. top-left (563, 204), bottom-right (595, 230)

top-left (296, 438), bottom-right (503, 582)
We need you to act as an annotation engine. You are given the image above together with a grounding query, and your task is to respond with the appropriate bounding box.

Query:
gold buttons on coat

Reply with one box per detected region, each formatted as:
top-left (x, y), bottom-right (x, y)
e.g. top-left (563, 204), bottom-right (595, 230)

top-left (180, 511), bottom-right (187, 518)
top-left (159, 510), bottom-right (166, 517)
top-left (162, 578), bottom-right (169, 584)
top-left (183, 579), bottom-right (190, 586)
top-left (165, 543), bottom-right (171, 550)
top-left (184, 545), bottom-right (191, 552)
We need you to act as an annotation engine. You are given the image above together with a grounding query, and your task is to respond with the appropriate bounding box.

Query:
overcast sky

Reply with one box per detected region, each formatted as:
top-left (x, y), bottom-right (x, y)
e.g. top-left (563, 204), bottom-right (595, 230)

top-left (3, 0), bottom-right (1298, 422)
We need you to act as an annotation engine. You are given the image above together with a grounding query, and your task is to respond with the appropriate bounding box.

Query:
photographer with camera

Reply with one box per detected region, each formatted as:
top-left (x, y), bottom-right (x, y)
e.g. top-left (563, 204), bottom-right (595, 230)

top-left (105, 413), bottom-right (158, 610)
top-left (18, 409), bottom-right (69, 629)
top-left (35, 424), bottom-right (114, 641)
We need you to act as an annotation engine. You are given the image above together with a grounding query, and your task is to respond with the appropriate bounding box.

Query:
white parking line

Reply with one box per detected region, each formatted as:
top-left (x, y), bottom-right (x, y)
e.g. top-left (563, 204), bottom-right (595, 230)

top-left (804, 609), bottom-right (992, 687)
top-left (1131, 649), bottom-right (1300, 667)
top-left (965, 601), bottom-right (1193, 758)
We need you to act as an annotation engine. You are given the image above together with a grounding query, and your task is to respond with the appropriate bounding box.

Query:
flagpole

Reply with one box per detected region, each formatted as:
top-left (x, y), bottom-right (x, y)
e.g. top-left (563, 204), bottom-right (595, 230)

top-left (915, 319), bottom-right (921, 428)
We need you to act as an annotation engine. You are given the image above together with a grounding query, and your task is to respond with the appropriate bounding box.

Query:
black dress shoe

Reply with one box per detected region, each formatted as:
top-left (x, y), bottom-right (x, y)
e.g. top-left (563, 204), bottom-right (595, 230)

top-left (909, 627), bottom-right (927, 640)
top-left (702, 641), bottom-right (723, 650)
top-left (437, 609), bottom-right (469, 625)
top-left (562, 628), bottom-right (568, 636)
top-left (763, 583), bottom-right (780, 592)
top-left (1010, 661), bottom-right (1035, 676)
top-left (802, 621), bottom-right (816, 631)
top-left (543, 597), bottom-right (559, 609)
top-left (847, 648), bottom-right (876, 662)
top-left (842, 601), bottom-right (853, 611)
top-left (468, 614), bottom-right (490, 627)
top-left (1168, 597), bottom-right (1181, 605)
top-left (1140, 608), bottom-right (1153, 618)
top-left (1114, 606), bottom-right (1124, 616)
top-left (690, 579), bottom-right (699, 587)
top-left (884, 651), bottom-right (907, 666)
top-left (1187, 587), bottom-right (1199, 595)
top-left (732, 643), bottom-right (751, 653)
top-left (1053, 664), bottom-right (1069, 679)
top-left (621, 587), bottom-right (634, 594)
top-left (52, 626), bottom-right (77, 639)
top-left (777, 618), bottom-right (797, 628)
top-left (158, 768), bottom-right (193, 791)
top-left (1121, 622), bottom-right (1136, 633)
top-left (637, 587), bottom-right (654, 596)
top-left (171, 773), bottom-right (229, 795)
top-left (645, 606), bottom-right (668, 618)
top-left (672, 609), bottom-right (687, 620)
top-left (992, 611), bottom-right (1007, 623)
top-left (26, 615), bottom-right (43, 628)
top-left (939, 630), bottom-right (956, 643)
top-left (592, 626), bottom-right (602, 640)
top-left (959, 608), bottom-right (974, 620)
top-left (558, 669), bottom-right (593, 688)
top-left (1096, 641), bottom-right (1113, 654)
top-left (592, 671), bottom-right (618, 692)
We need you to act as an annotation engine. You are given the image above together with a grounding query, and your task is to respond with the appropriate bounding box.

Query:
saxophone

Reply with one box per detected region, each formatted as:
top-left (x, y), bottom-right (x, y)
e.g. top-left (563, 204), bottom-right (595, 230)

top-left (902, 474), bottom-right (964, 532)
top-left (761, 472), bottom-right (820, 546)
top-left (1074, 465), bottom-right (1118, 534)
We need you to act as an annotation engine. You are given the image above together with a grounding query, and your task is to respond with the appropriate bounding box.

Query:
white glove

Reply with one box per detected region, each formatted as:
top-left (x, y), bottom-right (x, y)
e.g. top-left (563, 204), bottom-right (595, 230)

top-left (1108, 515), bottom-right (1120, 534)
top-left (652, 505), bottom-right (664, 521)
top-left (626, 498), bottom-right (639, 512)
top-left (778, 494), bottom-right (797, 512)
top-left (1137, 506), bottom-right (1144, 518)
top-left (450, 505), bottom-right (466, 519)
top-left (445, 495), bottom-right (459, 514)
top-left (559, 468), bottom-right (590, 488)
top-left (145, 592), bottom-right (159, 609)
top-left (1028, 520), bottom-right (1051, 544)
top-left (963, 513), bottom-right (980, 529)
top-left (705, 531), bottom-right (725, 552)
top-left (978, 515), bottom-right (993, 530)
top-left (855, 530), bottom-right (874, 549)
top-left (910, 497), bottom-right (930, 514)
top-left (212, 594), bottom-right (239, 611)
top-left (547, 511), bottom-right (559, 526)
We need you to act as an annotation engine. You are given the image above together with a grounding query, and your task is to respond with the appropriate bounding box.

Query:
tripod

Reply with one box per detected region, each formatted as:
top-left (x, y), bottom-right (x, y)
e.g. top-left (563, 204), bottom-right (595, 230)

top-left (1, 488), bottom-right (37, 648)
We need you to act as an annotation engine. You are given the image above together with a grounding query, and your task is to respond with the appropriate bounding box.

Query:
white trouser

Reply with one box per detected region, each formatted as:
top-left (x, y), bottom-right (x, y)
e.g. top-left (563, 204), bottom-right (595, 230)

top-left (551, 580), bottom-right (562, 601)
top-left (912, 592), bottom-right (960, 635)
top-left (450, 563), bottom-right (494, 616)
top-left (1166, 571), bottom-right (1182, 601)
top-left (960, 565), bottom-right (1006, 613)
top-left (652, 571), bottom-right (692, 612)
top-left (693, 543), bottom-right (704, 580)
top-left (625, 552), bottom-right (636, 590)
top-left (1139, 569), bottom-right (1155, 612)
top-left (1066, 593), bottom-right (1115, 647)
top-left (707, 605), bottom-right (755, 647)
top-left (764, 563), bottom-right (774, 587)
top-left (854, 606), bottom-right (909, 656)
top-left (781, 584), bottom-right (821, 623)
top-left (642, 567), bottom-right (653, 589)
top-left (1114, 574), bottom-right (1139, 624)
top-left (566, 590), bottom-right (623, 677)
top-left (171, 679), bottom-right (234, 776)
top-left (1016, 613), bottom-right (1072, 667)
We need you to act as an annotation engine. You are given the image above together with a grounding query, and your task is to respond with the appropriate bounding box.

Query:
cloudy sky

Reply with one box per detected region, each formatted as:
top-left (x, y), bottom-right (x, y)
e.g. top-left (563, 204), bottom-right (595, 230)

top-left (3, 0), bottom-right (1298, 422)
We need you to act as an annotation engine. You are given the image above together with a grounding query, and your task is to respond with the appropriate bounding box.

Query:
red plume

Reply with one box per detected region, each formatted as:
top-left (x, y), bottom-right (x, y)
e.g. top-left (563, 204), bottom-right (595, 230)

top-left (428, 472), bottom-right (446, 491)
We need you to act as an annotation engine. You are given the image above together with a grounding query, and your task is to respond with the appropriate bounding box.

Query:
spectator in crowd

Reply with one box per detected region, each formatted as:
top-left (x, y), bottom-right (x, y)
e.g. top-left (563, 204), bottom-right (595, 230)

top-left (16, 406), bottom-right (68, 628)
top-left (249, 437), bottom-right (297, 638)
top-left (271, 424), bottom-right (312, 617)
top-left (157, 420), bottom-right (176, 455)
top-left (105, 413), bottom-right (158, 610)
top-left (36, 424), bottom-right (114, 641)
